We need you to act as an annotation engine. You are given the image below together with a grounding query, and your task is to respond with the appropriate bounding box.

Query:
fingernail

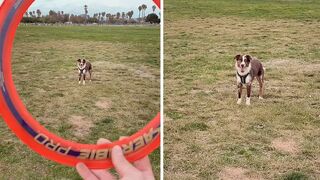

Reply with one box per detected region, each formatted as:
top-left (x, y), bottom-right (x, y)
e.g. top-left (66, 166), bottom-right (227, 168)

top-left (76, 162), bottom-right (85, 169)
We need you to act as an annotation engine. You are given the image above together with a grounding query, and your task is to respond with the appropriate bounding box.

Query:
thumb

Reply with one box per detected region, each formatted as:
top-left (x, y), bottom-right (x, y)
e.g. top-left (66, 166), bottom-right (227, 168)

top-left (111, 145), bottom-right (138, 177)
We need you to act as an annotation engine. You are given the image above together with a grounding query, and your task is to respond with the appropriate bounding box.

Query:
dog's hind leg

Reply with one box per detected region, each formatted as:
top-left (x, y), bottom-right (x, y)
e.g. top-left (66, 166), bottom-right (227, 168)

top-left (257, 68), bottom-right (265, 99)
top-left (257, 76), bottom-right (264, 99)
top-left (89, 70), bottom-right (92, 82)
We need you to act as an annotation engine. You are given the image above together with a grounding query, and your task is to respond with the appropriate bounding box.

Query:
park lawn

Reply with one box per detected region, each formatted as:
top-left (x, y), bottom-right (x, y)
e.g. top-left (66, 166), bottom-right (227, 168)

top-left (164, 0), bottom-right (320, 179)
top-left (0, 25), bottom-right (160, 179)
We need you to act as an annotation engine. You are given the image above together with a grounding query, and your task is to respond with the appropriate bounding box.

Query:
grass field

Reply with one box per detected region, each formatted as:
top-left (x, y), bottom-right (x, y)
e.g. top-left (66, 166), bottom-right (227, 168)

top-left (164, 0), bottom-right (320, 179)
top-left (0, 25), bottom-right (160, 179)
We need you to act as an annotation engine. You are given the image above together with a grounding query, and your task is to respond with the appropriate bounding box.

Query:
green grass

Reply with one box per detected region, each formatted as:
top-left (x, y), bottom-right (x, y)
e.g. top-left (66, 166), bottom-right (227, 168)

top-left (0, 25), bottom-right (160, 179)
top-left (165, 0), bottom-right (320, 21)
top-left (164, 0), bottom-right (320, 179)
top-left (283, 172), bottom-right (309, 180)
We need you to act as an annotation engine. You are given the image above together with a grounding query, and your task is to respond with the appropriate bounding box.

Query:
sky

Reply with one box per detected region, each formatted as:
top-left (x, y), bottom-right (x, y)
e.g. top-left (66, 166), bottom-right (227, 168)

top-left (0, 0), bottom-right (160, 18)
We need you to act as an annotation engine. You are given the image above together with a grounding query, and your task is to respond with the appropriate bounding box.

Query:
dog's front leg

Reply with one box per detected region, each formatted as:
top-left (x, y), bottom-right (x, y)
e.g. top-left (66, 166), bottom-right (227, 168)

top-left (78, 73), bottom-right (82, 84)
top-left (83, 74), bottom-right (86, 85)
top-left (237, 84), bottom-right (243, 104)
top-left (246, 83), bottom-right (252, 105)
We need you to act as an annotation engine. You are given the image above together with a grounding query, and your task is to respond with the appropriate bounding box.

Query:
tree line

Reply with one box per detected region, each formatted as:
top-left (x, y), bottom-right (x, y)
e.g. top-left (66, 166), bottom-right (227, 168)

top-left (21, 4), bottom-right (160, 24)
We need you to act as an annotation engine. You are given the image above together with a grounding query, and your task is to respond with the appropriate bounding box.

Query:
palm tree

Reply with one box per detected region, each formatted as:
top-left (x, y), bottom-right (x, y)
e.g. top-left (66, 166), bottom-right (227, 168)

top-left (101, 12), bottom-right (106, 23)
top-left (142, 4), bottom-right (147, 18)
top-left (84, 5), bottom-right (88, 16)
top-left (84, 5), bottom-right (88, 24)
top-left (138, 6), bottom-right (142, 19)
top-left (36, 9), bottom-right (41, 18)
top-left (127, 11), bottom-right (134, 20)
top-left (106, 13), bottom-right (111, 23)
top-left (93, 13), bottom-right (98, 20)
top-left (152, 5), bottom-right (156, 13)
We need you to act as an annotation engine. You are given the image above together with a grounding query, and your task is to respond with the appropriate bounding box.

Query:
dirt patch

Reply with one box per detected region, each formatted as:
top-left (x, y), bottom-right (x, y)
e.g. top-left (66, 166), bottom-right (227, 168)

top-left (218, 167), bottom-right (260, 180)
top-left (271, 137), bottom-right (299, 154)
top-left (95, 98), bottom-right (112, 109)
top-left (69, 115), bottom-right (94, 137)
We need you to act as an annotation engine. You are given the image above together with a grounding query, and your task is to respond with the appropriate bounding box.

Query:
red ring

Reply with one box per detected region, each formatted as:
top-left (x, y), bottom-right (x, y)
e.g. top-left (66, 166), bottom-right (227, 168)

top-left (0, 0), bottom-right (160, 169)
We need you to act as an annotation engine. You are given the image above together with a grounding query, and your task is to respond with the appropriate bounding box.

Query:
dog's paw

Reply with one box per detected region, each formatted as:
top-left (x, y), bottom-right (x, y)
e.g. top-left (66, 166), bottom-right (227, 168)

top-left (78, 81), bottom-right (81, 85)
top-left (237, 99), bottom-right (242, 105)
top-left (259, 96), bottom-right (264, 100)
top-left (246, 97), bottom-right (251, 106)
top-left (83, 81), bottom-right (86, 85)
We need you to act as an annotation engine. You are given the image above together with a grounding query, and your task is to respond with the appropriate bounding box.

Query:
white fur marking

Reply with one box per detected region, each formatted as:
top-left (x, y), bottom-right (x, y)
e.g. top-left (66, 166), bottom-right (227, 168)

top-left (246, 97), bottom-right (251, 106)
top-left (241, 55), bottom-right (246, 66)
top-left (237, 98), bottom-right (242, 104)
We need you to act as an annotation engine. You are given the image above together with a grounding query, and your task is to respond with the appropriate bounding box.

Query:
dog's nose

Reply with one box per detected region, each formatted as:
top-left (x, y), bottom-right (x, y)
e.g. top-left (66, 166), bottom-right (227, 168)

top-left (241, 64), bottom-right (244, 68)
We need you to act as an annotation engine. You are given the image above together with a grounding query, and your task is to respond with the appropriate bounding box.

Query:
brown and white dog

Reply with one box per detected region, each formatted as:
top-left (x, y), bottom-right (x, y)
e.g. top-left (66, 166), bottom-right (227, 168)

top-left (77, 59), bottom-right (92, 85)
top-left (234, 54), bottom-right (264, 105)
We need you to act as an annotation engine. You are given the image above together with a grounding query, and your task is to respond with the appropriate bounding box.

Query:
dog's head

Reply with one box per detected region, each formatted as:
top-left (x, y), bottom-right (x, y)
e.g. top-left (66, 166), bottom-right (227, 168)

top-left (234, 54), bottom-right (252, 73)
top-left (77, 59), bottom-right (86, 67)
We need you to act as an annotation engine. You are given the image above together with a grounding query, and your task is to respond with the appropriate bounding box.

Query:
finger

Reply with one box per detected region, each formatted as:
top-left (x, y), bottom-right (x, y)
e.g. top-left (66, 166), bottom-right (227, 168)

top-left (97, 138), bottom-right (111, 145)
top-left (111, 145), bottom-right (138, 177)
top-left (92, 169), bottom-right (115, 180)
top-left (119, 136), bottom-right (152, 172)
top-left (133, 156), bottom-right (153, 172)
top-left (94, 138), bottom-right (115, 179)
top-left (76, 163), bottom-right (99, 180)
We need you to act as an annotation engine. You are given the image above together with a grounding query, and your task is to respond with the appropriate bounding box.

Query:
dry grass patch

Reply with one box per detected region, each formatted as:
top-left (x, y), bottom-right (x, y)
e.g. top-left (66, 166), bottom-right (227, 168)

top-left (69, 115), bottom-right (94, 138)
top-left (271, 137), bottom-right (299, 154)
top-left (95, 98), bottom-right (112, 109)
top-left (218, 167), bottom-right (262, 180)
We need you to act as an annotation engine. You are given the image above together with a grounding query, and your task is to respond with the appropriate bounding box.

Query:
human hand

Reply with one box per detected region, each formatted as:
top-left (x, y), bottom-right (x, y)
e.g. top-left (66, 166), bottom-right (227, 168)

top-left (76, 138), bottom-right (155, 180)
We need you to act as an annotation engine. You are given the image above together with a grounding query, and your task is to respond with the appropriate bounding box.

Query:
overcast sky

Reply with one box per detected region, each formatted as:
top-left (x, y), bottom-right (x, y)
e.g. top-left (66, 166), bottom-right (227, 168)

top-left (0, 0), bottom-right (159, 18)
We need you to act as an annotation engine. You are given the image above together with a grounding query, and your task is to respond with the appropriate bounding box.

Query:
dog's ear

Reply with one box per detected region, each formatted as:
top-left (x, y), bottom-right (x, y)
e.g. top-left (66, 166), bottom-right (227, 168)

top-left (234, 54), bottom-right (241, 61)
top-left (77, 59), bottom-right (81, 63)
top-left (245, 55), bottom-right (252, 62)
top-left (83, 59), bottom-right (86, 63)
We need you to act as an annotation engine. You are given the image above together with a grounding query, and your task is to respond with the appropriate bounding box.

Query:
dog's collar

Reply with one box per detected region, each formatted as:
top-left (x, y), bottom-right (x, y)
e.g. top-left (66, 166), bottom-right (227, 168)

top-left (237, 71), bottom-right (250, 84)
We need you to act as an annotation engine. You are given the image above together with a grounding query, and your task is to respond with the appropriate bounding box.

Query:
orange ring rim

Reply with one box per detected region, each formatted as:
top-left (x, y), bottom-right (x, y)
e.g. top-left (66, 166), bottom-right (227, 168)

top-left (0, 0), bottom-right (160, 169)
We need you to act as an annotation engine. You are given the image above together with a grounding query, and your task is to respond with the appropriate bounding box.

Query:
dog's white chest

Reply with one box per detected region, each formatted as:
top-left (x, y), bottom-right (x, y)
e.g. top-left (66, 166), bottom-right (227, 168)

top-left (237, 73), bottom-right (252, 84)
